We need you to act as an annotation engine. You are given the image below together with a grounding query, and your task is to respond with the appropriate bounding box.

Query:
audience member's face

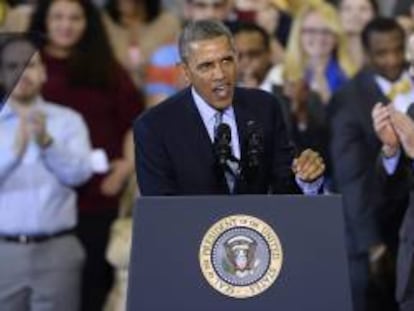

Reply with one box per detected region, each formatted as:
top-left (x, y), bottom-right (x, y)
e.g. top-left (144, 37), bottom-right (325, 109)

top-left (117, 0), bottom-right (138, 15)
top-left (46, 0), bottom-right (87, 50)
top-left (0, 40), bottom-right (38, 102)
top-left (301, 11), bottom-right (337, 60)
top-left (339, 0), bottom-right (375, 35)
top-left (182, 35), bottom-right (237, 110)
top-left (367, 30), bottom-right (405, 82)
top-left (185, 0), bottom-right (231, 21)
top-left (234, 30), bottom-right (270, 85)
top-left (255, 4), bottom-right (280, 35)
top-left (234, 0), bottom-right (257, 11)
top-left (1, 42), bottom-right (45, 102)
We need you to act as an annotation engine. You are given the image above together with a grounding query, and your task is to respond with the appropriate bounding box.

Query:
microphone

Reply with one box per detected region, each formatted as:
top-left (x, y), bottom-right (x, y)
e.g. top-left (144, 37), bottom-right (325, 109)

top-left (214, 123), bottom-right (232, 166)
top-left (246, 120), bottom-right (263, 169)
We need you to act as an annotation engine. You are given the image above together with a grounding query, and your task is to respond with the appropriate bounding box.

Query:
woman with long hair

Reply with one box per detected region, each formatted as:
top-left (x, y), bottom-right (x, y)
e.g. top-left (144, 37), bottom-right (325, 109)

top-left (284, 1), bottom-right (357, 104)
top-left (28, 1), bottom-right (143, 310)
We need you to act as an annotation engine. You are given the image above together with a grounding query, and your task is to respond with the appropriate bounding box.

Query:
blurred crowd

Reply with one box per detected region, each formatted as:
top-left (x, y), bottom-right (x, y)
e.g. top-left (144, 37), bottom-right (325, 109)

top-left (1, 0), bottom-right (414, 311)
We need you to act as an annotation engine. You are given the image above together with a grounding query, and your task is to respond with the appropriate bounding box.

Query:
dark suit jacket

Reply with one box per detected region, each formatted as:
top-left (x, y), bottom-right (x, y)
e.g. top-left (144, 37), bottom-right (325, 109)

top-left (329, 68), bottom-right (409, 255)
top-left (272, 86), bottom-right (329, 171)
top-left (377, 152), bottom-right (414, 302)
top-left (133, 86), bottom-right (300, 196)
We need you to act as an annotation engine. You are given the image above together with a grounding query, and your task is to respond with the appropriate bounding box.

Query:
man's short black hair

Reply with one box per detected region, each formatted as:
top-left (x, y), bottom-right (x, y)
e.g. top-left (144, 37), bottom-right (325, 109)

top-left (361, 17), bottom-right (405, 51)
top-left (232, 22), bottom-right (271, 51)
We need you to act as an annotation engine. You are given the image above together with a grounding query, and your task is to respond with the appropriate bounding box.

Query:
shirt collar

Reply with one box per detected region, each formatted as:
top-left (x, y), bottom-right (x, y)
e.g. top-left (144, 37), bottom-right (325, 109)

top-left (375, 71), bottom-right (411, 94)
top-left (191, 87), bottom-right (235, 124)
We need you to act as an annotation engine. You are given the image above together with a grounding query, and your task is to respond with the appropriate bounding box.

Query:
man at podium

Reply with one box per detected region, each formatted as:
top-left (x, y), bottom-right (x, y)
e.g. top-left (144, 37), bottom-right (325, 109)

top-left (133, 20), bottom-right (326, 196)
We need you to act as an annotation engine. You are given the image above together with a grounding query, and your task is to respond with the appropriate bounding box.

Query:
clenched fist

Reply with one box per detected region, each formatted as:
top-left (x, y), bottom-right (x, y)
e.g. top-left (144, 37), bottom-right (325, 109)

top-left (292, 149), bottom-right (325, 182)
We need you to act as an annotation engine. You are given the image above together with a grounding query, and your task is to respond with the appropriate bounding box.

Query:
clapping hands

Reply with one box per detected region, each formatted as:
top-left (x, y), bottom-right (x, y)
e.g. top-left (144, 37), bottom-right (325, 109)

top-left (372, 103), bottom-right (414, 158)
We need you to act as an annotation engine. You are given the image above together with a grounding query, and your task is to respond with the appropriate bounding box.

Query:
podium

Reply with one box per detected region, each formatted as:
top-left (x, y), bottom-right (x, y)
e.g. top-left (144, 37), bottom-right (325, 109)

top-left (127, 195), bottom-right (353, 311)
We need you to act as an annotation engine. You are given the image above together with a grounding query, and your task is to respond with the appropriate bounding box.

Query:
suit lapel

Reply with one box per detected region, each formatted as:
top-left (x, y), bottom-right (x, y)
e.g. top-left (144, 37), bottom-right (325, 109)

top-left (182, 87), bottom-right (229, 193)
top-left (356, 69), bottom-right (388, 137)
top-left (182, 88), bottom-right (215, 163)
top-left (233, 89), bottom-right (249, 163)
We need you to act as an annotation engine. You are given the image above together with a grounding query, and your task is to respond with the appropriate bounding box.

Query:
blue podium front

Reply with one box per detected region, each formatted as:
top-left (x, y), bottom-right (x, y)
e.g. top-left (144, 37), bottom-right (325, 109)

top-left (127, 195), bottom-right (353, 311)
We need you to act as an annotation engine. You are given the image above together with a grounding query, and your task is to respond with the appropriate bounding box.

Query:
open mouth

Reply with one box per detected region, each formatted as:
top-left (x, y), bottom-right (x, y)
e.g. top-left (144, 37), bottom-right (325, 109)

top-left (213, 84), bottom-right (231, 99)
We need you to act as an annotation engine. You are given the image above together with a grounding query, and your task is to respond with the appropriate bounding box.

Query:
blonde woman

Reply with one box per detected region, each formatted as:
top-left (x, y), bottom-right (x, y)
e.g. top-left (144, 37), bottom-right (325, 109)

top-left (284, 2), bottom-right (357, 104)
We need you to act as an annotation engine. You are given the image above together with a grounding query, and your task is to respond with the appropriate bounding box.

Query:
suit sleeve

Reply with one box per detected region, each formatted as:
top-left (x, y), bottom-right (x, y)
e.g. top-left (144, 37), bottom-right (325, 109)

top-left (376, 151), bottom-right (412, 200)
top-left (133, 116), bottom-right (177, 195)
top-left (329, 93), bottom-right (381, 253)
top-left (269, 95), bottom-right (301, 194)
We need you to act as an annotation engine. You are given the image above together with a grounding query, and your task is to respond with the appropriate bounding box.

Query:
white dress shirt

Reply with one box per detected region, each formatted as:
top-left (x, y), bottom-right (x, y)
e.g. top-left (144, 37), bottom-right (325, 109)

top-left (0, 97), bottom-right (93, 234)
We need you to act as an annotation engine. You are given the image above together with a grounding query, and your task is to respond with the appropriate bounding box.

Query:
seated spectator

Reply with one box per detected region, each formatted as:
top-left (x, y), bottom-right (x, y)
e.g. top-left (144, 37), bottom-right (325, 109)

top-left (233, 22), bottom-right (274, 90)
top-left (393, 1), bottom-right (414, 40)
top-left (28, 1), bottom-right (144, 310)
top-left (0, 38), bottom-right (92, 311)
top-left (0, 1), bottom-right (32, 32)
top-left (102, 0), bottom-right (181, 87)
top-left (337, 0), bottom-right (377, 70)
top-left (284, 1), bottom-right (356, 104)
top-left (145, 43), bottom-right (185, 107)
top-left (183, 0), bottom-right (236, 27)
top-left (254, 0), bottom-right (291, 64)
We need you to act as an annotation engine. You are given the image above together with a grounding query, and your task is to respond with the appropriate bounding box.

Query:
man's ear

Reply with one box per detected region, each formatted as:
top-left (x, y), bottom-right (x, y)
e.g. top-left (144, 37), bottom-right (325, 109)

top-left (178, 61), bottom-right (191, 84)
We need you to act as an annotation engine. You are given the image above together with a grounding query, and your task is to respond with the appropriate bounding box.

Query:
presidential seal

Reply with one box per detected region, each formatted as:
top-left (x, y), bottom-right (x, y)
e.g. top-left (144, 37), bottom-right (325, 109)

top-left (199, 215), bottom-right (283, 299)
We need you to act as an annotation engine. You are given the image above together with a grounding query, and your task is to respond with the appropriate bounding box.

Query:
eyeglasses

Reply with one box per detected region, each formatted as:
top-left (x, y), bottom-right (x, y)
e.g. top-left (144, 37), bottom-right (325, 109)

top-left (301, 27), bottom-right (334, 37)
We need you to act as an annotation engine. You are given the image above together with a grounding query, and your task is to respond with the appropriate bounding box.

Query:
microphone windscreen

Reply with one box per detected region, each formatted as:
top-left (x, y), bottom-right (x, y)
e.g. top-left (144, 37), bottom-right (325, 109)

top-left (216, 123), bottom-right (231, 142)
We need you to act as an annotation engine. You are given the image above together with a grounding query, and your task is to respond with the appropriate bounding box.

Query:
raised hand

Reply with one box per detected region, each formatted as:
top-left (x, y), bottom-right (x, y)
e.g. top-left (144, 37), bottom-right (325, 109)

top-left (29, 110), bottom-right (53, 148)
top-left (15, 116), bottom-right (30, 156)
top-left (390, 108), bottom-right (414, 159)
top-left (100, 158), bottom-right (132, 196)
top-left (372, 103), bottom-right (399, 156)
